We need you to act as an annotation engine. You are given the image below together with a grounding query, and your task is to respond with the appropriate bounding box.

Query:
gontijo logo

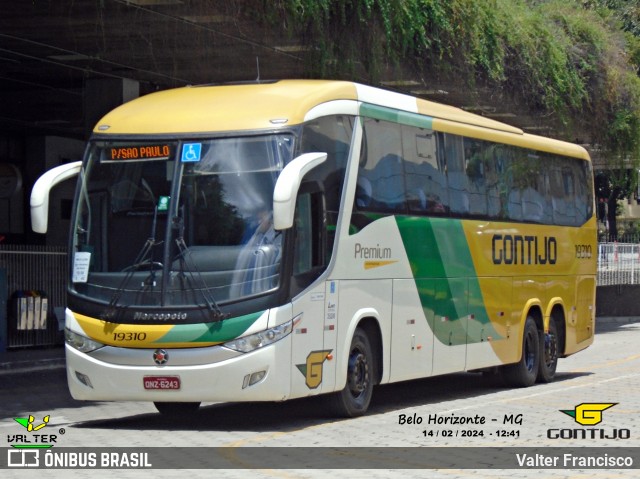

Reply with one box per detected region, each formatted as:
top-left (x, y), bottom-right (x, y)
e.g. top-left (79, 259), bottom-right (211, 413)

top-left (560, 402), bottom-right (616, 426)
top-left (548, 403), bottom-right (631, 439)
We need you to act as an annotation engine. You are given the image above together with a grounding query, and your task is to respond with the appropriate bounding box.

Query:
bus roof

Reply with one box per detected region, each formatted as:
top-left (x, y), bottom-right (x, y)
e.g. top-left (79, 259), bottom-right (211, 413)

top-left (94, 80), bottom-right (589, 160)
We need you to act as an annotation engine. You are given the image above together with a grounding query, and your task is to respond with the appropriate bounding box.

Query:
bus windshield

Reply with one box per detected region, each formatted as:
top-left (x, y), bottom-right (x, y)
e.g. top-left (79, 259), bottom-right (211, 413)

top-left (71, 134), bottom-right (295, 318)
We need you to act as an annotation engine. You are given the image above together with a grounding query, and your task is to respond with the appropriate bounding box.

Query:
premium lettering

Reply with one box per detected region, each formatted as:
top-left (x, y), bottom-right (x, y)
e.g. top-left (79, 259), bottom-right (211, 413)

top-left (354, 243), bottom-right (392, 259)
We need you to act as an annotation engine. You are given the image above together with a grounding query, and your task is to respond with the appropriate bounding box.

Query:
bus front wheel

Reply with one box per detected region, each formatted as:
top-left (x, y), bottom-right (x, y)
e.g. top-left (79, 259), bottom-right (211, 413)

top-left (329, 328), bottom-right (374, 417)
top-left (501, 317), bottom-right (540, 387)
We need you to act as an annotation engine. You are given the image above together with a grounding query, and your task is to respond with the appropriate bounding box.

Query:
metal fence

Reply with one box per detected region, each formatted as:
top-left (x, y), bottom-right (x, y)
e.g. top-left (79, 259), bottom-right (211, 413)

top-left (598, 241), bottom-right (640, 286)
top-left (0, 245), bottom-right (67, 348)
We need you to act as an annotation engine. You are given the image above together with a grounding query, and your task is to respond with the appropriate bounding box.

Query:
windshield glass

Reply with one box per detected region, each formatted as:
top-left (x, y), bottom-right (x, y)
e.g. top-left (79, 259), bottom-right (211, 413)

top-left (71, 134), bottom-right (294, 316)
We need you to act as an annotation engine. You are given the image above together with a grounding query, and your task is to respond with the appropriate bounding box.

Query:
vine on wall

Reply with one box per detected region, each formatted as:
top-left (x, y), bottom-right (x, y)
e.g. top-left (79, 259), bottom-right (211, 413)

top-left (250, 0), bottom-right (640, 158)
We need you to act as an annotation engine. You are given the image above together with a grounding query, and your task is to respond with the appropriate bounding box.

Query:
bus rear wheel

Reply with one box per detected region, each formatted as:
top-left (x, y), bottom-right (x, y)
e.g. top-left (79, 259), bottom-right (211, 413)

top-left (501, 317), bottom-right (540, 387)
top-left (154, 401), bottom-right (201, 416)
top-left (328, 328), bottom-right (374, 417)
top-left (537, 319), bottom-right (559, 383)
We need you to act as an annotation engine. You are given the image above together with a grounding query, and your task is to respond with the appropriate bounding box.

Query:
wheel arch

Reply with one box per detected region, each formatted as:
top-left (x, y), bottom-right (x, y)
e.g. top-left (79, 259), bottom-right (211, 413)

top-left (336, 309), bottom-right (384, 389)
top-left (547, 300), bottom-right (567, 357)
top-left (520, 300), bottom-right (543, 333)
top-left (356, 316), bottom-right (384, 385)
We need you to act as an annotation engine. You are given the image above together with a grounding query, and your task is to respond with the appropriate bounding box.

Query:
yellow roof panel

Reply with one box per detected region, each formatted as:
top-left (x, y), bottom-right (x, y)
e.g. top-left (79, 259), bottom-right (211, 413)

top-left (416, 98), bottom-right (523, 135)
top-left (94, 80), bottom-right (358, 134)
top-left (93, 80), bottom-right (588, 160)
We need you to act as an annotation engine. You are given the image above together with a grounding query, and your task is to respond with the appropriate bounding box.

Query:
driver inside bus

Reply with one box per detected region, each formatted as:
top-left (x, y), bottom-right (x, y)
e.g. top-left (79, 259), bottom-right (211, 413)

top-left (231, 208), bottom-right (281, 297)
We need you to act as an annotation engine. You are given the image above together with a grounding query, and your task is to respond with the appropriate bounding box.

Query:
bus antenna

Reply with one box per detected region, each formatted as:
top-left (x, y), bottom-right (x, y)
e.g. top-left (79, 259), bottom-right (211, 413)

top-left (256, 56), bottom-right (260, 82)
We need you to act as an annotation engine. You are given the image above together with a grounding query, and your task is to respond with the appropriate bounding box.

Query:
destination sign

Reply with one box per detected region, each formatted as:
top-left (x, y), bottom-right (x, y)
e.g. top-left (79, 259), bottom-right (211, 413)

top-left (107, 145), bottom-right (172, 161)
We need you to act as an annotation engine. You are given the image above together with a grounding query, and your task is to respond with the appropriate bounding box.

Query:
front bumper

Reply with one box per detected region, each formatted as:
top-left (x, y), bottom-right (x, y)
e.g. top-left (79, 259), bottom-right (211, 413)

top-left (65, 335), bottom-right (292, 403)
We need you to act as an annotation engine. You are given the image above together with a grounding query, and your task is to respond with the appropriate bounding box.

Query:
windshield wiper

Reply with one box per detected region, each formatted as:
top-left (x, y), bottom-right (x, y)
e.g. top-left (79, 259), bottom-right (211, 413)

top-left (171, 215), bottom-right (227, 322)
top-left (103, 207), bottom-right (163, 320)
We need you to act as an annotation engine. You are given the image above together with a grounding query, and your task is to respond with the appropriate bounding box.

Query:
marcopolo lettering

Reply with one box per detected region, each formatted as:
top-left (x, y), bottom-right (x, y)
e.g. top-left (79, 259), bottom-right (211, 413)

top-left (492, 235), bottom-right (557, 265)
top-left (133, 312), bottom-right (188, 321)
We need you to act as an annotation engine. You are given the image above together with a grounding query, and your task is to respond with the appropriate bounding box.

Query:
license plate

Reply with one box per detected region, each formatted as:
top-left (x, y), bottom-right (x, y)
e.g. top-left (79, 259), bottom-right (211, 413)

top-left (143, 376), bottom-right (180, 390)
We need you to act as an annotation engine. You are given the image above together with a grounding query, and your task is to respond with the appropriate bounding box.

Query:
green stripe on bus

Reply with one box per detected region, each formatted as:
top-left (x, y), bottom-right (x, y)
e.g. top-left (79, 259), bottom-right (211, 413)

top-left (395, 216), bottom-right (501, 345)
top-left (154, 311), bottom-right (264, 344)
top-left (360, 103), bottom-right (433, 130)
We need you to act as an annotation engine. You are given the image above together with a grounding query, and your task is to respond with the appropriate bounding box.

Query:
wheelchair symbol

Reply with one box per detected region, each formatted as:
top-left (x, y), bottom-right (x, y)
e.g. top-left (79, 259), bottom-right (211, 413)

top-left (181, 143), bottom-right (202, 162)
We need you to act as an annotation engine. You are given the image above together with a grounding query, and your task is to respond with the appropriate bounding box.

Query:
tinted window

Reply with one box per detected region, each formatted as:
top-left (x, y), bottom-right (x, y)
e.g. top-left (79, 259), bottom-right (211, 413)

top-left (351, 117), bottom-right (592, 227)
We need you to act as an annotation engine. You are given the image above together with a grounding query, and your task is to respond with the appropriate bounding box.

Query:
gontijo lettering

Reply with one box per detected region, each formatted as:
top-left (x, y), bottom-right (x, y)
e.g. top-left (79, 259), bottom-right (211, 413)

top-left (492, 234), bottom-right (557, 265)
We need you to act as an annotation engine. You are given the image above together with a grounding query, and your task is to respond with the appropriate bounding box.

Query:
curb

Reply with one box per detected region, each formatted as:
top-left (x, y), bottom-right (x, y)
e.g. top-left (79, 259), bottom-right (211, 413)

top-left (597, 316), bottom-right (640, 324)
top-left (0, 357), bottom-right (65, 375)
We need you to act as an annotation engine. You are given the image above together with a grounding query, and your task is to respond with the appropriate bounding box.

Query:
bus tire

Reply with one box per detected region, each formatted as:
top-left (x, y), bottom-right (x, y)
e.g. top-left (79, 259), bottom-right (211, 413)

top-left (501, 317), bottom-right (540, 387)
top-left (537, 319), bottom-right (558, 383)
top-left (154, 401), bottom-right (201, 416)
top-left (329, 328), bottom-right (374, 417)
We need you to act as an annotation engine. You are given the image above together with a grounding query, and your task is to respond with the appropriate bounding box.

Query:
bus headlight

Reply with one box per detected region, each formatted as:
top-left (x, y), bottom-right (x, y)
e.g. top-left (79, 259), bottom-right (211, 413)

top-left (224, 319), bottom-right (294, 353)
top-left (65, 328), bottom-right (105, 353)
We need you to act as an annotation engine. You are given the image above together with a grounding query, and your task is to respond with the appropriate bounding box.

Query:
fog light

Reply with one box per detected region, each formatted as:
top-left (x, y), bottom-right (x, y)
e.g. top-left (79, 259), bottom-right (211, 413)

top-left (75, 371), bottom-right (93, 388)
top-left (249, 371), bottom-right (266, 386)
top-left (242, 370), bottom-right (267, 389)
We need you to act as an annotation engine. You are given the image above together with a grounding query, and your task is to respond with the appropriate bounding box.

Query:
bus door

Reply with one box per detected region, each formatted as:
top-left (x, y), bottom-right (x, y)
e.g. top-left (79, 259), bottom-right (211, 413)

top-left (290, 284), bottom-right (332, 398)
top-left (289, 188), bottom-right (335, 398)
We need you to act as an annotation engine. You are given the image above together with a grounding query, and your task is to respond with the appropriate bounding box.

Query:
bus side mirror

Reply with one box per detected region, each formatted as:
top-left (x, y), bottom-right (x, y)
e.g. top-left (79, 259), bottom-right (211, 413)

top-left (30, 161), bottom-right (82, 234)
top-left (273, 152), bottom-right (327, 230)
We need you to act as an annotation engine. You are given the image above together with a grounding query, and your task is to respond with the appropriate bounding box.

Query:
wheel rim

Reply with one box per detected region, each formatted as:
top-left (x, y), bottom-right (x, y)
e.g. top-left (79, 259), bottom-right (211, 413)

top-left (543, 332), bottom-right (558, 368)
top-left (524, 329), bottom-right (537, 373)
top-left (347, 346), bottom-right (369, 399)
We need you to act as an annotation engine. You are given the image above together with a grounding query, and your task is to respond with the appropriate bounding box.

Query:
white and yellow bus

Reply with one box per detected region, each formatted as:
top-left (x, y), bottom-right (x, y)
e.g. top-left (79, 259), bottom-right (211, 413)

top-left (31, 80), bottom-right (596, 416)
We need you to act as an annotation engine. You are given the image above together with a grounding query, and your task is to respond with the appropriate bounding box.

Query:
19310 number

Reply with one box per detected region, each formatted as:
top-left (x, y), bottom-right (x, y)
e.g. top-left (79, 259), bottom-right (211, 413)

top-left (113, 332), bottom-right (147, 341)
top-left (575, 244), bottom-right (592, 259)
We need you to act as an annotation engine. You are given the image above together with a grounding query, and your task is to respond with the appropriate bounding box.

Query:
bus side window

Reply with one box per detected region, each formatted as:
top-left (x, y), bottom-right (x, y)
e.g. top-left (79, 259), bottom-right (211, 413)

top-left (403, 125), bottom-right (447, 215)
top-left (442, 133), bottom-right (469, 216)
top-left (463, 137), bottom-right (488, 217)
top-left (358, 118), bottom-right (406, 214)
top-left (299, 115), bottom-right (352, 246)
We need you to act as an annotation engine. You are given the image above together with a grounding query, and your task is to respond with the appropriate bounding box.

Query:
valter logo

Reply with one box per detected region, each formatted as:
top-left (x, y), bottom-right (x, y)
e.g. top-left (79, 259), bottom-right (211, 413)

top-left (7, 414), bottom-right (61, 468)
top-left (548, 403), bottom-right (630, 440)
top-left (8, 414), bottom-right (60, 449)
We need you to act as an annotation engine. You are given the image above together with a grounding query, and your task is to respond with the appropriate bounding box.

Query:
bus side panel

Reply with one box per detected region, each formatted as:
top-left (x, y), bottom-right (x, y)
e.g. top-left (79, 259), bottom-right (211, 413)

top-left (390, 279), bottom-right (434, 382)
top-left (431, 278), bottom-right (468, 376)
top-left (466, 276), bottom-right (514, 369)
top-left (566, 275), bottom-right (596, 354)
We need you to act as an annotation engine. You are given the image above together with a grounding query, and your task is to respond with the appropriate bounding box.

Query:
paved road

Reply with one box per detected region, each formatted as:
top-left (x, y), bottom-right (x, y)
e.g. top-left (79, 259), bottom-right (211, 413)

top-left (2, 320), bottom-right (639, 478)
